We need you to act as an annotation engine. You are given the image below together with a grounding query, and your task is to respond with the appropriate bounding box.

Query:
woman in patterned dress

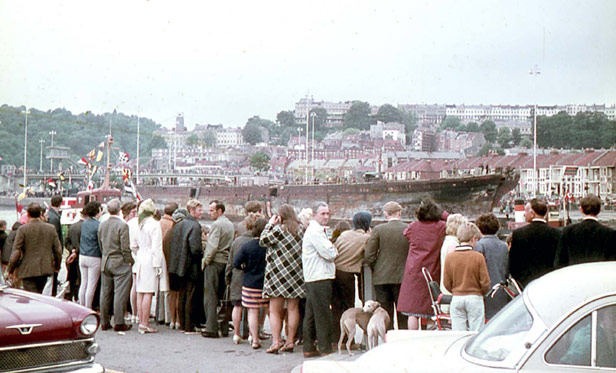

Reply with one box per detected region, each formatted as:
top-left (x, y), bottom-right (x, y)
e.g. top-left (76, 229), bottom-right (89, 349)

top-left (259, 204), bottom-right (305, 353)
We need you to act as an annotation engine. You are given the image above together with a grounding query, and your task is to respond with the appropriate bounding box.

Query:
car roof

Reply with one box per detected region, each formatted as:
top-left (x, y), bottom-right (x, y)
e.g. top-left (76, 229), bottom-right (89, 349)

top-left (525, 261), bottom-right (616, 327)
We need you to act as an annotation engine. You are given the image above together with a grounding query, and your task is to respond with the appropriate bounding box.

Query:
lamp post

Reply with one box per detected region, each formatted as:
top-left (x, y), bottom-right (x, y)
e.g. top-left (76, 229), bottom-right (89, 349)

top-left (21, 108), bottom-right (30, 189)
top-left (39, 139), bottom-right (45, 172)
top-left (310, 112), bottom-right (317, 184)
top-left (529, 64), bottom-right (541, 197)
top-left (136, 117), bottom-right (140, 184)
top-left (48, 130), bottom-right (56, 172)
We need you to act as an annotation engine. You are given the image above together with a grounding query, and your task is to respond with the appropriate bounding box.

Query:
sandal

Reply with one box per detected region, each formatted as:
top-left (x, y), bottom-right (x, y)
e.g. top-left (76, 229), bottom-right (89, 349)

top-left (138, 325), bottom-right (158, 334)
top-left (252, 341), bottom-right (261, 349)
top-left (280, 343), bottom-right (295, 353)
top-left (266, 342), bottom-right (284, 354)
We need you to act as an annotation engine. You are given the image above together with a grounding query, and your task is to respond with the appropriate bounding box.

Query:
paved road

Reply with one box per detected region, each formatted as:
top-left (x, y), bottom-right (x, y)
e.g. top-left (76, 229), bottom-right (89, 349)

top-left (94, 325), bottom-right (361, 373)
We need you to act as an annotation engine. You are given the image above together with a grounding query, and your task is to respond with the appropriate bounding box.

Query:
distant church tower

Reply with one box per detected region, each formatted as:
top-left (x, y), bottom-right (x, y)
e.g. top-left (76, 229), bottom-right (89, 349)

top-left (176, 114), bottom-right (186, 132)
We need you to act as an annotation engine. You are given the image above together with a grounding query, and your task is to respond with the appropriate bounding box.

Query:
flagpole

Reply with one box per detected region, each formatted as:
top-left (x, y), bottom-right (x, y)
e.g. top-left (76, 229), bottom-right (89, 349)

top-left (136, 117), bottom-right (140, 185)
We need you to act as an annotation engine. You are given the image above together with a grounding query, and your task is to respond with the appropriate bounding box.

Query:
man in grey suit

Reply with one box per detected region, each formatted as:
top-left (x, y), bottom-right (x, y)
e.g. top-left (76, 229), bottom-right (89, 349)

top-left (364, 201), bottom-right (410, 329)
top-left (98, 199), bottom-right (134, 331)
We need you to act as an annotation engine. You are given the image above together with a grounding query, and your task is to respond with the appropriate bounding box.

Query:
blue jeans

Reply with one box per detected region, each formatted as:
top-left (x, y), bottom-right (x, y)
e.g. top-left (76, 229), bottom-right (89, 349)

top-left (450, 295), bottom-right (484, 331)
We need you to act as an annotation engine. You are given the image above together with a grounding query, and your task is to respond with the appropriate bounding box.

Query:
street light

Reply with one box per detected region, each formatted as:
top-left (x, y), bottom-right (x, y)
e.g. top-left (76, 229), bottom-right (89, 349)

top-left (49, 130), bottom-right (56, 172)
top-left (21, 108), bottom-right (30, 189)
top-left (39, 139), bottom-right (45, 172)
top-left (529, 64), bottom-right (541, 197)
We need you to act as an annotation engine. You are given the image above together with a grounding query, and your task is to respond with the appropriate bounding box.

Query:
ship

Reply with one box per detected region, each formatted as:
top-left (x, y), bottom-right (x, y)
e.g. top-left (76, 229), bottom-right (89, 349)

top-left (136, 170), bottom-right (520, 221)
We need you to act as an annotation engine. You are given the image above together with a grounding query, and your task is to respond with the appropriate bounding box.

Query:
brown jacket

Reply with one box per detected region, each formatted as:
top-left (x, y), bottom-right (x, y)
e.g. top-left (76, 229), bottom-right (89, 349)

top-left (8, 219), bottom-right (62, 279)
top-left (443, 245), bottom-right (491, 296)
top-left (335, 229), bottom-right (370, 273)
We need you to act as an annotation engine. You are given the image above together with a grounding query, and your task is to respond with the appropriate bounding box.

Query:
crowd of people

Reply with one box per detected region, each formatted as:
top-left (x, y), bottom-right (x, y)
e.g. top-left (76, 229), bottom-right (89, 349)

top-left (1, 193), bottom-right (614, 358)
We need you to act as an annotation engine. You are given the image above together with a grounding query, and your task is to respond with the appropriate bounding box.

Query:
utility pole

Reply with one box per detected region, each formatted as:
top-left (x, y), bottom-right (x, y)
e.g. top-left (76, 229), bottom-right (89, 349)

top-left (39, 139), bottom-right (45, 172)
top-left (529, 64), bottom-right (541, 197)
top-left (49, 130), bottom-right (56, 172)
top-left (136, 116), bottom-right (140, 184)
top-left (21, 108), bottom-right (30, 189)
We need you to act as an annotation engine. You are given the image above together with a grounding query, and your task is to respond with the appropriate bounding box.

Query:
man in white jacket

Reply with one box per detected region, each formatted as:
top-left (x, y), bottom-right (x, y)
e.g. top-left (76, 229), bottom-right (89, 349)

top-left (302, 202), bottom-right (337, 358)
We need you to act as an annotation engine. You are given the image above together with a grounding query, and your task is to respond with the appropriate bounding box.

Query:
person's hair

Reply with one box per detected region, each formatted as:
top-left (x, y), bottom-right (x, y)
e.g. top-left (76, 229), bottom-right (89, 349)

top-left (121, 201), bottom-right (137, 219)
top-left (331, 220), bottom-right (351, 243)
top-left (107, 199), bottom-right (121, 215)
top-left (297, 208), bottom-right (313, 226)
top-left (83, 201), bottom-right (101, 218)
top-left (415, 198), bottom-right (441, 222)
top-left (352, 211), bottom-right (372, 232)
top-left (11, 221), bottom-right (21, 230)
top-left (475, 213), bottom-right (500, 235)
top-left (0, 220), bottom-right (6, 230)
top-left (245, 201), bottom-right (262, 214)
top-left (186, 199), bottom-right (202, 212)
top-left (278, 204), bottom-right (300, 237)
top-left (529, 198), bottom-right (548, 217)
top-left (383, 201), bottom-right (402, 217)
top-left (312, 201), bottom-right (328, 215)
top-left (445, 213), bottom-right (467, 235)
top-left (580, 194), bottom-right (601, 216)
top-left (252, 218), bottom-right (267, 238)
top-left (27, 202), bottom-right (41, 218)
top-left (244, 212), bottom-right (260, 232)
top-left (154, 209), bottom-right (162, 221)
top-left (210, 200), bottom-right (225, 213)
top-left (457, 222), bottom-right (481, 243)
top-left (164, 202), bottom-right (179, 216)
top-left (51, 194), bottom-right (63, 208)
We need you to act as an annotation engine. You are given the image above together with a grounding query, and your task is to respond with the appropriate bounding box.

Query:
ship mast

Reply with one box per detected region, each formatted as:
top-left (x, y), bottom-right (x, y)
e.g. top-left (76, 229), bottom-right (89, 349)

top-left (103, 118), bottom-right (113, 189)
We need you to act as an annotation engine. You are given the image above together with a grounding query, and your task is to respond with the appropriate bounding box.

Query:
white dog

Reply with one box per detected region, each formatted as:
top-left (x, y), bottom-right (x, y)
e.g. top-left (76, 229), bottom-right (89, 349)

top-left (366, 305), bottom-right (391, 350)
top-left (337, 300), bottom-right (380, 356)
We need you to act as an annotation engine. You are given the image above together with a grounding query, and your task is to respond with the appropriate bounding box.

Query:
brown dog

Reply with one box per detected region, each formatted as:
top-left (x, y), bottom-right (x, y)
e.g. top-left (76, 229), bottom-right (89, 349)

top-left (367, 305), bottom-right (391, 350)
top-left (338, 300), bottom-right (380, 356)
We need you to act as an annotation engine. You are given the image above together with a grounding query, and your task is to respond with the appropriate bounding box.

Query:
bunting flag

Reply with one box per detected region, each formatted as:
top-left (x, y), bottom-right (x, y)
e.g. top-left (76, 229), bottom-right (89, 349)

top-left (98, 141), bottom-right (105, 149)
top-left (122, 167), bottom-right (141, 201)
top-left (47, 178), bottom-right (57, 189)
top-left (88, 165), bottom-right (99, 176)
top-left (78, 157), bottom-right (89, 166)
top-left (87, 180), bottom-right (95, 191)
top-left (15, 197), bottom-right (23, 214)
top-left (96, 150), bottom-right (104, 162)
top-left (87, 149), bottom-right (96, 161)
top-left (57, 171), bottom-right (65, 181)
top-left (122, 167), bottom-right (132, 181)
top-left (118, 152), bottom-right (129, 164)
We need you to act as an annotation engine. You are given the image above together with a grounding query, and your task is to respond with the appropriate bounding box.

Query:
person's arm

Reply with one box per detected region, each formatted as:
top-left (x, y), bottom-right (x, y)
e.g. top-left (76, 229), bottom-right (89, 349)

top-left (443, 258), bottom-right (453, 293)
top-left (225, 243), bottom-right (234, 286)
top-left (363, 228), bottom-right (379, 268)
top-left (309, 227), bottom-right (337, 261)
top-left (203, 223), bottom-right (220, 265)
top-left (151, 223), bottom-right (163, 270)
top-left (233, 245), bottom-right (247, 270)
top-left (188, 224), bottom-right (203, 256)
top-left (7, 229), bottom-right (25, 275)
top-left (52, 233), bottom-right (62, 272)
top-left (479, 257), bottom-right (491, 295)
top-left (259, 222), bottom-right (281, 248)
top-left (119, 223), bottom-right (133, 265)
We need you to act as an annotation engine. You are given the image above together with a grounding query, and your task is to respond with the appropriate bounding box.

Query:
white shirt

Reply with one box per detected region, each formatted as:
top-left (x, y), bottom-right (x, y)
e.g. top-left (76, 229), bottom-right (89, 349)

top-left (302, 220), bottom-right (337, 283)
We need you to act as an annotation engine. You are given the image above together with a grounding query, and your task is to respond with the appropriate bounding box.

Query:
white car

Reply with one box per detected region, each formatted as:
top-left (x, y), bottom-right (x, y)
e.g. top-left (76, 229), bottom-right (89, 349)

top-left (302, 262), bottom-right (616, 372)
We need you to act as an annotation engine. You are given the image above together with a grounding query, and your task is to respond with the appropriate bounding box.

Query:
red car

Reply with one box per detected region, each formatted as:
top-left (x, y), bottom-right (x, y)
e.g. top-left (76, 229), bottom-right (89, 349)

top-left (0, 274), bottom-right (104, 372)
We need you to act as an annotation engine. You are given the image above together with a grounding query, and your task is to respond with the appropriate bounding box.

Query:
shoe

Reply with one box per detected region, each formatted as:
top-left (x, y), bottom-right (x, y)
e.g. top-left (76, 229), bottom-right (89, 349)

top-left (174, 322), bottom-right (181, 330)
top-left (258, 332), bottom-right (271, 340)
top-left (138, 325), bottom-right (158, 334)
top-left (201, 330), bottom-right (219, 338)
top-left (101, 324), bottom-right (112, 331)
top-left (266, 342), bottom-right (284, 354)
top-left (248, 335), bottom-right (252, 344)
top-left (124, 315), bottom-right (132, 323)
top-left (280, 343), bottom-right (295, 353)
top-left (233, 334), bottom-right (242, 344)
top-left (114, 324), bottom-right (133, 332)
top-left (252, 341), bottom-right (261, 350)
top-left (169, 322), bottom-right (175, 330)
top-left (303, 351), bottom-right (321, 358)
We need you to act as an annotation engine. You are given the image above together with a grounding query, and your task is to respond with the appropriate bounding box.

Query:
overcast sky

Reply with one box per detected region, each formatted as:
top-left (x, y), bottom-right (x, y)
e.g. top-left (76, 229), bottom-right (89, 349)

top-left (1, 0), bottom-right (615, 129)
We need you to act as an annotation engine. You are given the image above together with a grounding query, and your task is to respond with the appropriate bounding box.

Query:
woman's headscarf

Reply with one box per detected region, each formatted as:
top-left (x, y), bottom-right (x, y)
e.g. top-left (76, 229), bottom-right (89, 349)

top-left (138, 199), bottom-right (156, 227)
top-left (352, 211), bottom-right (372, 232)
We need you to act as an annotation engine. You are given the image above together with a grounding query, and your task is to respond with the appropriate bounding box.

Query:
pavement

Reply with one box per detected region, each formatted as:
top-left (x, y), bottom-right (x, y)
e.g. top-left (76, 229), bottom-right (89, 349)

top-left (94, 323), bottom-right (363, 373)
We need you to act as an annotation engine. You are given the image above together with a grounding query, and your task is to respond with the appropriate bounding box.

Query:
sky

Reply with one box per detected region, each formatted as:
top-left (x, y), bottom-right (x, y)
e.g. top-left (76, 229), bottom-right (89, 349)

top-left (1, 0), bottom-right (615, 129)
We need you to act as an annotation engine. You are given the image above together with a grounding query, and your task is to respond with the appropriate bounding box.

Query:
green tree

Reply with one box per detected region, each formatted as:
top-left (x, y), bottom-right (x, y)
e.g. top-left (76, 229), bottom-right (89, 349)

top-left (440, 116), bottom-right (461, 130)
top-left (343, 128), bottom-right (360, 135)
top-left (276, 110), bottom-right (297, 127)
top-left (465, 122), bottom-right (480, 132)
top-left (186, 134), bottom-right (199, 147)
top-left (497, 127), bottom-right (513, 148)
top-left (309, 107), bottom-right (328, 132)
top-left (375, 104), bottom-right (403, 124)
top-left (511, 128), bottom-right (522, 146)
top-left (480, 120), bottom-right (498, 143)
top-left (249, 151), bottom-right (270, 173)
top-left (520, 137), bottom-right (532, 148)
top-left (343, 101), bottom-right (373, 130)
top-left (202, 130), bottom-right (217, 148)
top-left (242, 122), bottom-right (263, 145)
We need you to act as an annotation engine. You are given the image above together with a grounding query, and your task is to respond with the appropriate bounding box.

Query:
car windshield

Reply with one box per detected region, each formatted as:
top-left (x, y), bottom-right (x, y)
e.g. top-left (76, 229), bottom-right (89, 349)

top-left (465, 296), bottom-right (534, 361)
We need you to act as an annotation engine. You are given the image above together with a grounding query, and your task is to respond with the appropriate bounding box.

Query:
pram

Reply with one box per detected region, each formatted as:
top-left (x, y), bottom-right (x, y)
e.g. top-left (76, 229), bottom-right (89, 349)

top-left (421, 267), bottom-right (452, 330)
